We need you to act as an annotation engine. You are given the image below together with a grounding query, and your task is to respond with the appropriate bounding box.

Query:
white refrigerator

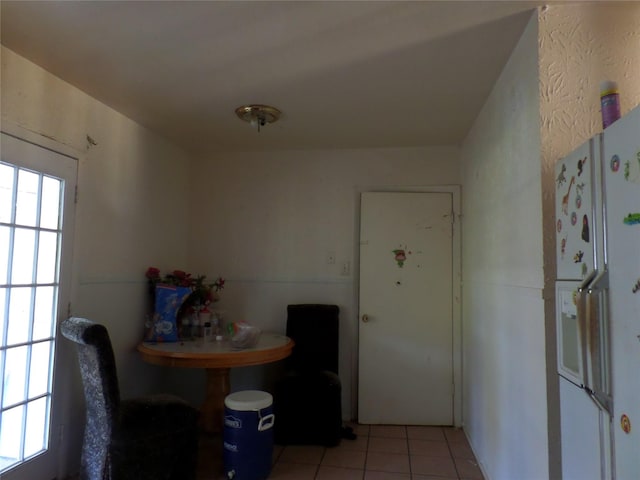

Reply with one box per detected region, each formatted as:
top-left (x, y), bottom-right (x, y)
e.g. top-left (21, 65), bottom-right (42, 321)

top-left (555, 104), bottom-right (640, 480)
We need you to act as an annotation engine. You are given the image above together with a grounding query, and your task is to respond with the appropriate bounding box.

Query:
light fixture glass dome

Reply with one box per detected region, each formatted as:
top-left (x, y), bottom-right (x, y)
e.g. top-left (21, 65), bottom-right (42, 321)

top-left (235, 104), bottom-right (281, 132)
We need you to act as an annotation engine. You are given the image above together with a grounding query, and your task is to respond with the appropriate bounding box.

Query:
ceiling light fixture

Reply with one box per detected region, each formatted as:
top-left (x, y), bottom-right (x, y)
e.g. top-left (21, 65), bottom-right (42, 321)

top-left (235, 104), bottom-right (281, 132)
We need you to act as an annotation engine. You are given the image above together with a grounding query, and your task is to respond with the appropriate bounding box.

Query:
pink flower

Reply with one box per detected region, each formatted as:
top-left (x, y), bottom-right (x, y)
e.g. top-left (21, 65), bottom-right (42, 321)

top-left (214, 277), bottom-right (225, 291)
top-left (145, 267), bottom-right (161, 281)
top-left (145, 268), bottom-right (224, 309)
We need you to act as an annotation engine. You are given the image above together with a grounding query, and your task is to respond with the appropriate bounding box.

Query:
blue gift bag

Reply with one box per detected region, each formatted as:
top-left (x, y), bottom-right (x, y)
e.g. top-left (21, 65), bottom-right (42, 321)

top-left (148, 284), bottom-right (192, 342)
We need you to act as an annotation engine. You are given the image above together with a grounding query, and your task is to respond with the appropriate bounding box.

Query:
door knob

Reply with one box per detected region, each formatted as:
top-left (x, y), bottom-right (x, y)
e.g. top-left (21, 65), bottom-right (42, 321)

top-left (361, 314), bottom-right (369, 323)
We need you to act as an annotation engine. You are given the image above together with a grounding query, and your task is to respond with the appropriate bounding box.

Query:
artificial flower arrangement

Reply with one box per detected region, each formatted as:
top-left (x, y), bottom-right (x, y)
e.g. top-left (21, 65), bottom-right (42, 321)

top-left (144, 267), bottom-right (225, 342)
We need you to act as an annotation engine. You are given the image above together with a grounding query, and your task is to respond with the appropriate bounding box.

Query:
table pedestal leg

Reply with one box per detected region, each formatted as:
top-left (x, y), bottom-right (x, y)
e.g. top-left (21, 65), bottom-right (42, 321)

top-left (199, 367), bottom-right (230, 434)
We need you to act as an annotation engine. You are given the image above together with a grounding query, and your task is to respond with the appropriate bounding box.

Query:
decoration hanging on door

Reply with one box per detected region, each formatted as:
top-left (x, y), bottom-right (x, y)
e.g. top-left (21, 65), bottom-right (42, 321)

top-left (392, 248), bottom-right (408, 268)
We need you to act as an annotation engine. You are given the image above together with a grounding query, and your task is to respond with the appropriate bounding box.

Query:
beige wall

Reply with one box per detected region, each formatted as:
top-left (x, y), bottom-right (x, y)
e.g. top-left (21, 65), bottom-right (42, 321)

top-left (460, 13), bottom-right (546, 480)
top-left (187, 147), bottom-right (461, 417)
top-left (1, 46), bottom-right (192, 476)
top-left (1, 45), bottom-right (462, 475)
top-left (539, 4), bottom-right (640, 479)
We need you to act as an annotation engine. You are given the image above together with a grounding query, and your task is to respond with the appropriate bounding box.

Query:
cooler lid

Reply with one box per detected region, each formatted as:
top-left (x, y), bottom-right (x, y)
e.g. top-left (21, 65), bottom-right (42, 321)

top-left (225, 390), bottom-right (273, 411)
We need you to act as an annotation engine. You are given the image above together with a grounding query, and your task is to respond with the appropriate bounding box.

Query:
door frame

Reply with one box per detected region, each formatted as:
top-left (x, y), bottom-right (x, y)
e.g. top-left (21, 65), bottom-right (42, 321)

top-left (352, 185), bottom-right (461, 426)
top-left (1, 121), bottom-right (81, 480)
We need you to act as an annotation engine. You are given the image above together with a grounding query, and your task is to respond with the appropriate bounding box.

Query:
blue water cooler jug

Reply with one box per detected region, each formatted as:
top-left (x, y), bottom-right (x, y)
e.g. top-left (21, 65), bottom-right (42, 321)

top-left (223, 390), bottom-right (275, 480)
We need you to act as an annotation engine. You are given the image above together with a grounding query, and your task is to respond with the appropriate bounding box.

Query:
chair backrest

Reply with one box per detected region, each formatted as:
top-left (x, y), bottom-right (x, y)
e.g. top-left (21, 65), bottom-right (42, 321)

top-left (285, 304), bottom-right (339, 374)
top-left (60, 317), bottom-right (120, 479)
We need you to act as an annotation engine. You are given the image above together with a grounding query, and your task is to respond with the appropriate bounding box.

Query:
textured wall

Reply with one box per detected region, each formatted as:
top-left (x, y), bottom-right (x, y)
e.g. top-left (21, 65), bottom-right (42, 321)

top-left (538, 4), bottom-right (640, 478)
top-left (460, 13), bottom-right (547, 480)
top-left (539, 3), bottom-right (640, 285)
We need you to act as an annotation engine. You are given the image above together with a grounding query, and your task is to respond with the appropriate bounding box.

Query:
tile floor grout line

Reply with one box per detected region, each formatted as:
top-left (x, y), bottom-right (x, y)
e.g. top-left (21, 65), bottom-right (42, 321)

top-left (313, 455), bottom-right (321, 479)
top-left (361, 429), bottom-right (369, 480)
top-left (445, 428), bottom-right (462, 480)
top-left (405, 425), bottom-right (413, 478)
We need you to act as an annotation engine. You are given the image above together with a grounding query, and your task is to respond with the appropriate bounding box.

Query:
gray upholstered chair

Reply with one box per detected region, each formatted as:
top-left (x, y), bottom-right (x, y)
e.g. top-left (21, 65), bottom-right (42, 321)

top-left (60, 317), bottom-right (199, 480)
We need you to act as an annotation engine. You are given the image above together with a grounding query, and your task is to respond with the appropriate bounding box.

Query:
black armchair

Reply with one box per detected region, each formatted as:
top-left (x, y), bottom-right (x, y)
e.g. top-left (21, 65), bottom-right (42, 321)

top-left (60, 317), bottom-right (199, 480)
top-left (273, 304), bottom-right (352, 447)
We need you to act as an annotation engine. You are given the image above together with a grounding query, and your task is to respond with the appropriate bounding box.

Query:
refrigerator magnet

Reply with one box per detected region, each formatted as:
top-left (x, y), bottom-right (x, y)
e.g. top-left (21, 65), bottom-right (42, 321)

top-left (556, 164), bottom-right (567, 187)
top-left (573, 250), bottom-right (584, 263)
top-left (621, 414), bottom-right (631, 434)
top-left (571, 212), bottom-right (577, 226)
top-left (577, 156), bottom-right (587, 176)
top-left (632, 279), bottom-right (640, 294)
top-left (623, 213), bottom-right (640, 225)
top-left (581, 215), bottom-right (590, 242)
top-left (561, 177), bottom-right (575, 215)
top-left (610, 154), bottom-right (620, 172)
top-left (622, 158), bottom-right (639, 183)
top-left (557, 219), bottom-right (562, 233)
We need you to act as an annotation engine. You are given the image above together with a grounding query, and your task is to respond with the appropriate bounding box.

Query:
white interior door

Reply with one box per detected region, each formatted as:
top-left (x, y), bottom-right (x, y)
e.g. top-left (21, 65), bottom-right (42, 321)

top-left (358, 192), bottom-right (453, 425)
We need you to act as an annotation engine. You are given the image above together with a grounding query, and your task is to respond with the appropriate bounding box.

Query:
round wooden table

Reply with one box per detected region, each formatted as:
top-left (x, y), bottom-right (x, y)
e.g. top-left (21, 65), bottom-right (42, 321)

top-left (137, 333), bottom-right (294, 433)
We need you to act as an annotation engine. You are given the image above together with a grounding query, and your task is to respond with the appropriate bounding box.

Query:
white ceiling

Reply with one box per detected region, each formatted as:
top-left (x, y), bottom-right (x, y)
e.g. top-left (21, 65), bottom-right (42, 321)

top-left (1, 1), bottom-right (544, 154)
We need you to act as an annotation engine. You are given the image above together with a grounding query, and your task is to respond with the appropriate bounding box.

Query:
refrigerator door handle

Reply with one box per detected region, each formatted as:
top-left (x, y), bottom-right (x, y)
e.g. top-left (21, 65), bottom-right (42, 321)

top-left (576, 286), bottom-right (589, 388)
top-left (585, 274), bottom-right (613, 416)
top-left (589, 390), bottom-right (613, 417)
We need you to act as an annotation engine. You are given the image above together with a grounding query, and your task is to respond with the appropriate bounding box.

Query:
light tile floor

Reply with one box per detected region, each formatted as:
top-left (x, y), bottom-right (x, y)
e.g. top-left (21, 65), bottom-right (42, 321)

top-left (198, 424), bottom-right (485, 480)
